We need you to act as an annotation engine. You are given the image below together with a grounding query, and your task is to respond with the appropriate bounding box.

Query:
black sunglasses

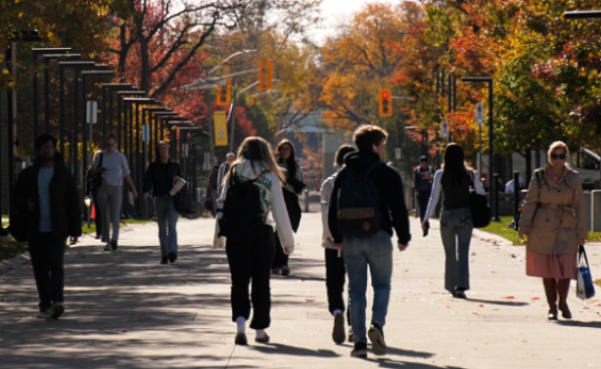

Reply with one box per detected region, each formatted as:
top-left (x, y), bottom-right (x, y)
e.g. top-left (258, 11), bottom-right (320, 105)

top-left (551, 153), bottom-right (567, 160)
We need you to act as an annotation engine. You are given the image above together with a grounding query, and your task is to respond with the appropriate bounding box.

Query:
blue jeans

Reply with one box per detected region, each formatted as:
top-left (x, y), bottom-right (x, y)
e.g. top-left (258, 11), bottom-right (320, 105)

top-left (440, 207), bottom-right (473, 293)
top-left (343, 231), bottom-right (393, 343)
top-left (155, 195), bottom-right (178, 257)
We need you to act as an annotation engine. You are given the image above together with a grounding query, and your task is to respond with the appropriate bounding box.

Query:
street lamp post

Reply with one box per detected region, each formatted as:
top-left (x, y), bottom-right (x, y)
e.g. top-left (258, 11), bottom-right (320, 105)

top-left (80, 69), bottom-right (115, 182)
top-left (143, 107), bottom-right (169, 157)
top-left (154, 111), bottom-right (178, 141)
top-left (461, 76), bottom-right (499, 221)
top-left (43, 53), bottom-right (82, 137)
top-left (102, 83), bottom-right (134, 140)
top-left (32, 47), bottom-right (71, 152)
top-left (58, 61), bottom-right (95, 160)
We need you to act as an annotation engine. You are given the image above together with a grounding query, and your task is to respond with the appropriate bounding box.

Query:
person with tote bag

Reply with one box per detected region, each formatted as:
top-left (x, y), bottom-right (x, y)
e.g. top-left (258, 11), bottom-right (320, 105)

top-left (422, 143), bottom-right (485, 299)
top-left (518, 141), bottom-right (587, 320)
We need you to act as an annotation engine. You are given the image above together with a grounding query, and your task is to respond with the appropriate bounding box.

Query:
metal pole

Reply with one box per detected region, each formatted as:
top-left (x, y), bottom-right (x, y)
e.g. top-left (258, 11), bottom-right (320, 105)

top-left (229, 81), bottom-right (237, 152)
top-left (7, 46), bottom-right (16, 214)
top-left (513, 170), bottom-right (520, 221)
top-left (82, 75), bottom-right (88, 180)
top-left (72, 72), bottom-right (79, 181)
top-left (59, 65), bottom-right (65, 155)
top-left (488, 80), bottom-right (499, 221)
top-left (44, 58), bottom-right (50, 133)
top-left (32, 53), bottom-right (38, 155)
top-left (101, 86), bottom-right (107, 141)
top-left (479, 120), bottom-right (482, 177)
top-left (206, 89), bottom-right (215, 163)
top-left (135, 103), bottom-right (141, 216)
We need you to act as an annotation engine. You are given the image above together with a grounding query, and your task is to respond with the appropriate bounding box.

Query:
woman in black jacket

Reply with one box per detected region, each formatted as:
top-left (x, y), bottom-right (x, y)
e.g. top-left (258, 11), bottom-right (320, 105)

top-left (271, 139), bottom-right (305, 276)
top-left (142, 141), bottom-right (182, 264)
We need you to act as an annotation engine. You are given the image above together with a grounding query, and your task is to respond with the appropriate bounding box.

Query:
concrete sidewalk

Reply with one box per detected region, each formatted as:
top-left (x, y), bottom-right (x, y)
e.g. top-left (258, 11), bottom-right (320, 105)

top-left (1, 213), bottom-right (601, 368)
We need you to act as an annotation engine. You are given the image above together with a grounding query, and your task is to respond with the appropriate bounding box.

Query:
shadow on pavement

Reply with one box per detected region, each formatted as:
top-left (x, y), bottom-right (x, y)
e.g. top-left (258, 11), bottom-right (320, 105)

top-left (463, 298), bottom-right (529, 307)
top-left (386, 346), bottom-right (434, 359)
top-left (252, 342), bottom-right (339, 357)
top-left (557, 320), bottom-right (601, 329)
top-left (368, 358), bottom-right (466, 369)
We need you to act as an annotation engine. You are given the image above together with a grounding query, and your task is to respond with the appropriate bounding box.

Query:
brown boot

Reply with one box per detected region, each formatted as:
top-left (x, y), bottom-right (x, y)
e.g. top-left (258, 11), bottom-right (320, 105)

top-left (543, 278), bottom-right (558, 320)
top-left (557, 279), bottom-right (572, 319)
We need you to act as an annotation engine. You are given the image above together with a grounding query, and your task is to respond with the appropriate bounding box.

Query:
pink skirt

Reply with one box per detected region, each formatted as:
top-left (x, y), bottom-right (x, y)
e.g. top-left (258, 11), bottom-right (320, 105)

top-left (526, 250), bottom-right (578, 280)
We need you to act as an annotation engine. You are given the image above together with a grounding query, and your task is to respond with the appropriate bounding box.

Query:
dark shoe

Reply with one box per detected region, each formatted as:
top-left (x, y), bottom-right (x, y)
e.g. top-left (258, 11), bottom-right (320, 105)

top-left (368, 323), bottom-right (387, 356)
top-left (351, 342), bottom-right (368, 358)
top-left (548, 307), bottom-right (558, 320)
top-left (271, 268), bottom-right (281, 275)
top-left (281, 265), bottom-right (290, 276)
top-left (255, 333), bottom-right (270, 344)
top-left (110, 240), bottom-right (118, 250)
top-left (559, 303), bottom-right (572, 319)
top-left (37, 309), bottom-right (51, 319)
top-left (95, 234), bottom-right (101, 240)
top-left (453, 288), bottom-right (467, 299)
top-left (160, 258), bottom-right (168, 265)
top-left (168, 252), bottom-right (177, 263)
top-left (332, 312), bottom-right (345, 344)
top-left (50, 302), bottom-right (64, 320)
top-left (234, 332), bottom-right (248, 345)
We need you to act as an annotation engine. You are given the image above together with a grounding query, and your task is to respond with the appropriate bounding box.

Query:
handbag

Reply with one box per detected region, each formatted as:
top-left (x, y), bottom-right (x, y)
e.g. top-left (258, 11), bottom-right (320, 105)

top-left (577, 245), bottom-right (596, 300)
top-left (468, 171), bottom-right (490, 228)
top-left (174, 186), bottom-right (198, 218)
top-left (85, 153), bottom-right (103, 195)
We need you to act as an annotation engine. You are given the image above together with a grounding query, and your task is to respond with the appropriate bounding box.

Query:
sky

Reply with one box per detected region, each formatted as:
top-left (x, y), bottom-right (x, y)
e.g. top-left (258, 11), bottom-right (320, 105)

top-left (308, 0), bottom-right (402, 45)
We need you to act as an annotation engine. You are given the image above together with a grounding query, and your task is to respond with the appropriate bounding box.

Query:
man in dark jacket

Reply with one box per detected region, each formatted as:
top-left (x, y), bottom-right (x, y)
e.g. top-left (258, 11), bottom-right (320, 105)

top-left (13, 134), bottom-right (82, 319)
top-left (328, 125), bottom-right (411, 359)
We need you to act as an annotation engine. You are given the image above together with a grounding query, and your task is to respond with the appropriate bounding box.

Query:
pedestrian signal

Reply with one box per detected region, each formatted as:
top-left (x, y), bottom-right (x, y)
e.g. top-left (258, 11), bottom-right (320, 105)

top-left (378, 89), bottom-right (392, 117)
top-left (216, 78), bottom-right (232, 106)
top-left (259, 60), bottom-right (273, 90)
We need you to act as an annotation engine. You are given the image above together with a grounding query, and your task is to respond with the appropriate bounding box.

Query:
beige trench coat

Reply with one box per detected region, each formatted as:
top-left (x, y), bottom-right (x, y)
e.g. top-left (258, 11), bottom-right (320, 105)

top-left (518, 165), bottom-right (587, 255)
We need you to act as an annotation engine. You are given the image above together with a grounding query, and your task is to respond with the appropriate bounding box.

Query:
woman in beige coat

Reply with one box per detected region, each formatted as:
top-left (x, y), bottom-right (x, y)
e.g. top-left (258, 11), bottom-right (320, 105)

top-left (518, 141), bottom-right (587, 320)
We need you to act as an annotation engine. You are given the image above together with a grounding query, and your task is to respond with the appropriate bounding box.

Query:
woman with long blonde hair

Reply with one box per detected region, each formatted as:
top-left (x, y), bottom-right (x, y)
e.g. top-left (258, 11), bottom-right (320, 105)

top-left (215, 136), bottom-right (295, 345)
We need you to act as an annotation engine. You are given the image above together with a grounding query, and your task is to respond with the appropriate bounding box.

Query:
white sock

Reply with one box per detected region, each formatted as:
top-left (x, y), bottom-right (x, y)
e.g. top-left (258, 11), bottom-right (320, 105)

top-left (333, 309), bottom-right (343, 316)
top-left (255, 329), bottom-right (266, 338)
top-left (236, 317), bottom-right (246, 333)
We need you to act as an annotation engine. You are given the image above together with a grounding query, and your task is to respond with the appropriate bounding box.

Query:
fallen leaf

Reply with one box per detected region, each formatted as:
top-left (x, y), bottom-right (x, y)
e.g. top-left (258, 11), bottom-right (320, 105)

top-left (505, 296), bottom-right (515, 299)
top-left (531, 297), bottom-right (540, 301)
top-left (479, 304), bottom-right (484, 308)
top-left (305, 298), bottom-right (315, 303)
top-left (472, 312), bottom-right (479, 316)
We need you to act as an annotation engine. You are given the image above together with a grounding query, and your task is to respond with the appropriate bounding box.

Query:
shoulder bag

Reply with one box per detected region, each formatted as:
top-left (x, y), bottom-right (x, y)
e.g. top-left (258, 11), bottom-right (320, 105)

top-left (577, 245), bottom-right (596, 300)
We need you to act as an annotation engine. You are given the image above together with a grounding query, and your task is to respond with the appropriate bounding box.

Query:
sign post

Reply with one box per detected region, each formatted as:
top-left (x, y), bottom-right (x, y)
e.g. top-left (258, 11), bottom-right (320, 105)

top-left (85, 100), bottom-right (97, 228)
top-left (394, 147), bottom-right (401, 160)
top-left (441, 121), bottom-right (449, 138)
top-left (214, 111), bottom-right (228, 147)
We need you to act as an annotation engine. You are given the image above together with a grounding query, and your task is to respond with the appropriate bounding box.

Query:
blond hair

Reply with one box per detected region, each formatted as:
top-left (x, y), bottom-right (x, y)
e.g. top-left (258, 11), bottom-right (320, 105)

top-left (547, 141), bottom-right (570, 164)
top-left (224, 137), bottom-right (285, 185)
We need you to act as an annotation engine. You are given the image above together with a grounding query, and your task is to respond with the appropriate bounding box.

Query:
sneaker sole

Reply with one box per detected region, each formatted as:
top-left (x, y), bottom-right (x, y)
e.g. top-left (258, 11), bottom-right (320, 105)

top-left (51, 305), bottom-right (64, 320)
top-left (368, 327), bottom-right (387, 356)
top-left (351, 349), bottom-right (368, 358)
top-left (332, 313), bottom-right (345, 344)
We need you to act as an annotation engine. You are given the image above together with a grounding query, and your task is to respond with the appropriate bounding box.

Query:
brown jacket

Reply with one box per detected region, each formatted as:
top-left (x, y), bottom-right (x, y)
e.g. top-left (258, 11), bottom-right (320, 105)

top-left (518, 165), bottom-right (587, 255)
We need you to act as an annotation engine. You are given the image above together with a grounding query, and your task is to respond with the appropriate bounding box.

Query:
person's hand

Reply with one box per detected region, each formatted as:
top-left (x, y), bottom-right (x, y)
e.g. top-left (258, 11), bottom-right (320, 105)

top-left (27, 200), bottom-right (35, 212)
top-left (284, 247), bottom-right (293, 255)
top-left (518, 230), bottom-right (526, 239)
top-left (334, 243), bottom-right (343, 250)
top-left (578, 238), bottom-right (586, 246)
top-left (173, 176), bottom-right (181, 183)
top-left (398, 243), bottom-right (409, 251)
top-left (132, 189), bottom-right (139, 199)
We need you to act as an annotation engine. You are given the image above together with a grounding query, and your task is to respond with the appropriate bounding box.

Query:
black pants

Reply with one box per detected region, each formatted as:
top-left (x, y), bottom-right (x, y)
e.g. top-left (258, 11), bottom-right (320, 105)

top-left (272, 232), bottom-right (289, 268)
top-left (226, 225), bottom-right (275, 330)
top-left (417, 190), bottom-right (431, 222)
top-left (28, 232), bottom-right (67, 311)
top-left (93, 191), bottom-right (102, 236)
top-left (325, 248), bottom-right (351, 325)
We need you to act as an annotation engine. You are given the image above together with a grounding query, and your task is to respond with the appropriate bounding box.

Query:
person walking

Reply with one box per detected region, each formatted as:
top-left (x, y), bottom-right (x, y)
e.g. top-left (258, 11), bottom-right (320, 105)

top-left (215, 137), bottom-right (295, 345)
top-left (518, 141), bottom-right (587, 320)
top-left (142, 141), bottom-right (182, 264)
top-left (84, 149), bottom-right (103, 239)
top-left (207, 164), bottom-right (219, 216)
top-left (320, 144), bottom-right (356, 344)
top-left (414, 155), bottom-right (433, 222)
top-left (91, 132), bottom-right (138, 251)
top-left (13, 134), bottom-right (82, 319)
top-left (421, 143), bottom-right (485, 299)
top-left (217, 152), bottom-right (235, 196)
top-left (272, 139), bottom-right (305, 276)
top-left (328, 125), bottom-right (411, 358)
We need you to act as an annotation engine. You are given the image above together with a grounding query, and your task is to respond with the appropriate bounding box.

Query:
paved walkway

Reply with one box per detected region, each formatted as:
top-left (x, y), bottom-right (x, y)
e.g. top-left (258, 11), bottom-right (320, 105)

top-left (1, 213), bottom-right (601, 368)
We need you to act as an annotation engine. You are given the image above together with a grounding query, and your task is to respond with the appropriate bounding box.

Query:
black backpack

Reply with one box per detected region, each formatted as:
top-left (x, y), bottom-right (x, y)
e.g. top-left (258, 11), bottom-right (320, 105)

top-left (218, 170), bottom-right (268, 242)
top-left (336, 162), bottom-right (382, 238)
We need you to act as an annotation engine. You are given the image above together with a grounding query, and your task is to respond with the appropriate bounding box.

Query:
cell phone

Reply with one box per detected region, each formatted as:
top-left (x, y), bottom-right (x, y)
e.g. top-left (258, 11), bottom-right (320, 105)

top-left (423, 221), bottom-right (430, 237)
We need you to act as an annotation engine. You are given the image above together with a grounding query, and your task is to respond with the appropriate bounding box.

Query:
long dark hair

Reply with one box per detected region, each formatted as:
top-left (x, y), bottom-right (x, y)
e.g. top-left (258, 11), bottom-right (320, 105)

top-left (441, 143), bottom-right (470, 187)
top-left (276, 139), bottom-right (298, 180)
top-left (154, 141), bottom-right (170, 163)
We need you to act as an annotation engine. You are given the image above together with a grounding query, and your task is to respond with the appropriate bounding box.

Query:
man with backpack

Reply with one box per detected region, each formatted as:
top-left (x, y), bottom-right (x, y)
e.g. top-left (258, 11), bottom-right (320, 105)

top-left (414, 155), bottom-right (433, 222)
top-left (328, 125), bottom-right (411, 359)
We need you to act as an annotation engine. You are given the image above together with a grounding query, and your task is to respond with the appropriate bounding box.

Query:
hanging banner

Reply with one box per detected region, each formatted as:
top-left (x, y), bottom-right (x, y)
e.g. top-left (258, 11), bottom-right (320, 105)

top-left (214, 111), bottom-right (228, 147)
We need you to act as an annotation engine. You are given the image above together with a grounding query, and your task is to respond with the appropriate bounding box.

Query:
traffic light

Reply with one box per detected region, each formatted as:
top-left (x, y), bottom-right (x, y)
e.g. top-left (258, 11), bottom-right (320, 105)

top-left (259, 60), bottom-right (273, 90)
top-left (378, 88), bottom-right (393, 117)
top-left (216, 78), bottom-right (232, 106)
